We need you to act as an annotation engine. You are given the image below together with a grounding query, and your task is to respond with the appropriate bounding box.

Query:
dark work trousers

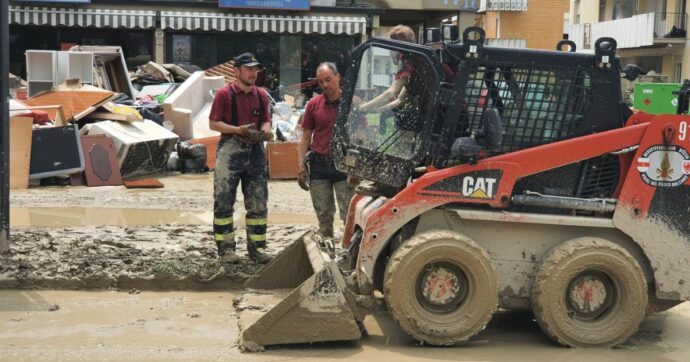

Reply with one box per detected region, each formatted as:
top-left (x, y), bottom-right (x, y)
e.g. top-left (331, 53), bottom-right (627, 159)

top-left (308, 153), bottom-right (353, 238)
top-left (213, 137), bottom-right (268, 256)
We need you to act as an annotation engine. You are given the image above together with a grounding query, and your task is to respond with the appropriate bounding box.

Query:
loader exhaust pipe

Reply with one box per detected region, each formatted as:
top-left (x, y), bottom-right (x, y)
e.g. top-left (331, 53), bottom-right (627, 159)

top-left (512, 192), bottom-right (617, 213)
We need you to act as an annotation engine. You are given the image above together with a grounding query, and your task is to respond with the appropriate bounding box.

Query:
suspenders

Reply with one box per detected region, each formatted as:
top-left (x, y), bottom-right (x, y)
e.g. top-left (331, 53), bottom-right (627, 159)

top-left (228, 86), bottom-right (265, 127)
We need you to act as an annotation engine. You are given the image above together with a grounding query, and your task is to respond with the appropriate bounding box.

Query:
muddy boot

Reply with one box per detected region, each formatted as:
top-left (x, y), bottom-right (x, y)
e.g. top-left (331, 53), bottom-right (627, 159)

top-left (248, 243), bottom-right (272, 264)
top-left (218, 240), bottom-right (240, 264)
top-left (220, 251), bottom-right (241, 264)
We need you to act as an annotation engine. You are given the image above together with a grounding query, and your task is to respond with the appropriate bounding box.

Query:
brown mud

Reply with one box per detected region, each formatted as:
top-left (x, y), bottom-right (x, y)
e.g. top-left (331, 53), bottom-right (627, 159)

top-left (1, 290), bottom-right (689, 361)
top-left (2, 174), bottom-right (324, 291)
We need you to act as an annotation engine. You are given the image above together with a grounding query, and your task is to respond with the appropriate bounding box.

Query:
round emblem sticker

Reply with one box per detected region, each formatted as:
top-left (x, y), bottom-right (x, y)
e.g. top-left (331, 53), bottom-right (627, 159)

top-left (637, 145), bottom-right (690, 187)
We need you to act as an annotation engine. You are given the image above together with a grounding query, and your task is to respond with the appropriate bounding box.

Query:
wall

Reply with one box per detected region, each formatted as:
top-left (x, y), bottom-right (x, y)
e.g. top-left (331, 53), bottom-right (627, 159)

top-left (484, 0), bottom-right (571, 49)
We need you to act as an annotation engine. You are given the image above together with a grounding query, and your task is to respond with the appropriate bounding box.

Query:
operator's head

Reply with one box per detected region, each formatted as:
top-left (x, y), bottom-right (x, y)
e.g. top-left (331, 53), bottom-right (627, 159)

top-left (316, 62), bottom-right (341, 101)
top-left (390, 25), bottom-right (416, 43)
top-left (234, 52), bottom-right (264, 87)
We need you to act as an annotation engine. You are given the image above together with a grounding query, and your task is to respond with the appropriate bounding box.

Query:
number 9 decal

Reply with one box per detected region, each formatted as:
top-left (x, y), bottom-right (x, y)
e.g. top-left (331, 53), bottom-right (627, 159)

top-left (681, 121), bottom-right (688, 141)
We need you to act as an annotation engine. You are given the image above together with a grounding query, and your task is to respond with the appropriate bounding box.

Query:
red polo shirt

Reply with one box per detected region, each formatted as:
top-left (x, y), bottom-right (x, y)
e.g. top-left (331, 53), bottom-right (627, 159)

top-left (209, 82), bottom-right (271, 141)
top-left (302, 94), bottom-right (339, 156)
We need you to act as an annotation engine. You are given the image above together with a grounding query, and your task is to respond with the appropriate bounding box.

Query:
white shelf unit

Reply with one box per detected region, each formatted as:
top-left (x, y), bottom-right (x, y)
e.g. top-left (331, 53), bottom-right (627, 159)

top-left (26, 50), bottom-right (56, 97)
top-left (57, 52), bottom-right (94, 85)
top-left (26, 50), bottom-right (94, 97)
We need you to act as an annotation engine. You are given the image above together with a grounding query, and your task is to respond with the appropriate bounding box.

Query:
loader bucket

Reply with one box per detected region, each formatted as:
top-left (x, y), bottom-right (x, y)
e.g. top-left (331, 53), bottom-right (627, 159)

top-left (235, 232), bottom-right (364, 351)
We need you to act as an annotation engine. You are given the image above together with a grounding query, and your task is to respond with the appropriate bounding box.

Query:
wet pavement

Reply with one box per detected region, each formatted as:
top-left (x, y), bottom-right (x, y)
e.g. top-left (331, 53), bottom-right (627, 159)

top-left (0, 290), bottom-right (689, 361)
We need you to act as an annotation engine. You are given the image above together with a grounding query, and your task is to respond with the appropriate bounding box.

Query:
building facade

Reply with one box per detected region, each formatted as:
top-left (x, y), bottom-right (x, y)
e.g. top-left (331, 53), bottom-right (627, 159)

top-left (477, 0), bottom-right (570, 49)
top-left (9, 0), bottom-right (374, 99)
top-left (566, 0), bottom-right (689, 82)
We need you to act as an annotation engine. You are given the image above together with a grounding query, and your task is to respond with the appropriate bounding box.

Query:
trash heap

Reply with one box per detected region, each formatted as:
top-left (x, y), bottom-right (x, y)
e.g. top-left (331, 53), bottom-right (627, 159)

top-left (8, 45), bottom-right (310, 189)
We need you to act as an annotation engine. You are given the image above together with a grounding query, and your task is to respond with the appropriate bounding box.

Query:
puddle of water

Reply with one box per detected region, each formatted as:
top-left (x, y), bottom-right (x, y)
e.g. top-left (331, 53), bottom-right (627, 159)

top-left (10, 208), bottom-right (326, 228)
top-left (0, 291), bottom-right (688, 361)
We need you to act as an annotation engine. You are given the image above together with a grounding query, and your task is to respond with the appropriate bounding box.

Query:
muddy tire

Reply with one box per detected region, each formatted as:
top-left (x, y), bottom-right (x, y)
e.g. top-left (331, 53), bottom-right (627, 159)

top-left (531, 237), bottom-right (647, 348)
top-left (383, 230), bottom-right (498, 345)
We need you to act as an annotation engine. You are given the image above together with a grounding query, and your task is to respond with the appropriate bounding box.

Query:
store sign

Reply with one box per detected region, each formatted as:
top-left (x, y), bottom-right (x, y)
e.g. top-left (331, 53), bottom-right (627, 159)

top-left (22, 0), bottom-right (91, 3)
top-left (219, 0), bottom-right (309, 10)
top-left (422, 0), bottom-right (480, 11)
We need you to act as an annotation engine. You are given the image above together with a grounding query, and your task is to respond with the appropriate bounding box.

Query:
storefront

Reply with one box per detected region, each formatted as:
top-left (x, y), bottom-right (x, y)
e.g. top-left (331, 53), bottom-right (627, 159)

top-left (8, 1), bottom-right (370, 99)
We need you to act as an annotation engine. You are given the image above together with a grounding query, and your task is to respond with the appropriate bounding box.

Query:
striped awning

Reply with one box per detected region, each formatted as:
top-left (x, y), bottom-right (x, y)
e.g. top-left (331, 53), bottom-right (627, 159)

top-left (161, 12), bottom-right (367, 35)
top-left (9, 6), bottom-right (156, 29)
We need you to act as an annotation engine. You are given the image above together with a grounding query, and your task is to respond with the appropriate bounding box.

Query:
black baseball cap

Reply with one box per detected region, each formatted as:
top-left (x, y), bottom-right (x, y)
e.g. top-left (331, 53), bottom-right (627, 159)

top-left (234, 52), bottom-right (264, 68)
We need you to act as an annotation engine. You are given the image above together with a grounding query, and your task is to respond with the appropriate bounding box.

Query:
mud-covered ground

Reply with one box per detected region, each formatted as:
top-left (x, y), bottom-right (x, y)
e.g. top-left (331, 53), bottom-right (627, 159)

top-left (2, 173), bottom-right (318, 290)
top-left (2, 172), bottom-right (690, 361)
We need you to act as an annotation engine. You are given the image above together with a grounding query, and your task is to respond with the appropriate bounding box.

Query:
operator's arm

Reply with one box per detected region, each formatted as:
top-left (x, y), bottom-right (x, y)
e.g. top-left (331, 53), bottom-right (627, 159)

top-left (378, 86), bottom-right (409, 112)
top-left (359, 78), bottom-right (407, 112)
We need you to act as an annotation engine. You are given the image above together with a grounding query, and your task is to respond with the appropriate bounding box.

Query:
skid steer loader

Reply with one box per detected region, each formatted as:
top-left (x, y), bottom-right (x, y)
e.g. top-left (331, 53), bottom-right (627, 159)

top-left (235, 27), bottom-right (690, 350)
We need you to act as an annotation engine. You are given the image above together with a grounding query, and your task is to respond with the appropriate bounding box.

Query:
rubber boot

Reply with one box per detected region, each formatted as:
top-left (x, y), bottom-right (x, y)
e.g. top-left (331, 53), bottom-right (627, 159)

top-left (248, 242), bottom-right (273, 264)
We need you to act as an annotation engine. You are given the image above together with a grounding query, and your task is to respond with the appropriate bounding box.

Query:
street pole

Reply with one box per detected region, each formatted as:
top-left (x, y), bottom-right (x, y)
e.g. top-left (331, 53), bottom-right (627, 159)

top-left (0, 0), bottom-right (10, 254)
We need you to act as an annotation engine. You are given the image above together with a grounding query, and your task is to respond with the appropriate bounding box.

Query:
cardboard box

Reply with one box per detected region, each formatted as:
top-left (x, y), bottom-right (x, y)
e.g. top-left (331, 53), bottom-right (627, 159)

top-left (266, 142), bottom-right (299, 179)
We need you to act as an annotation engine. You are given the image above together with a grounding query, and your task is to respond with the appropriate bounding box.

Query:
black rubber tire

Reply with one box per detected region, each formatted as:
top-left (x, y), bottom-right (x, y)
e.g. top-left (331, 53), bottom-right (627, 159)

top-left (383, 230), bottom-right (498, 345)
top-left (531, 237), bottom-right (647, 348)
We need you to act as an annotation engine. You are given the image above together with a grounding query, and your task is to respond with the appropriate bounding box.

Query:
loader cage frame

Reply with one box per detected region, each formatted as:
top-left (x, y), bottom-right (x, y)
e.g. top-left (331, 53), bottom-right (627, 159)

top-left (441, 39), bottom-right (632, 158)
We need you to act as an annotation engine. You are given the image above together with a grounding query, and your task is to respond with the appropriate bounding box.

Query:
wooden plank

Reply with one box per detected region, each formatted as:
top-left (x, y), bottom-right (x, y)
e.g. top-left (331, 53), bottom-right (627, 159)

top-left (9, 117), bottom-right (33, 189)
top-left (88, 112), bottom-right (139, 122)
top-left (23, 90), bottom-right (115, 122)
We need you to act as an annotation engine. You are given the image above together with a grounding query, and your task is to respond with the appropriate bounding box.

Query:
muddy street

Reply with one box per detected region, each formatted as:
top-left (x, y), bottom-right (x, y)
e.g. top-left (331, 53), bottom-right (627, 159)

top-left (2, 174), bottom-right (690, 360)
top-left (0, 290), bottom-right (689, 361)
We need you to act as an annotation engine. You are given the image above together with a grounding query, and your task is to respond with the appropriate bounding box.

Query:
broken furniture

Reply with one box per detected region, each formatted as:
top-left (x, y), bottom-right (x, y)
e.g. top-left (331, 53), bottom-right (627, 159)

top-left (10, 104), bottom-right (67, 126)
top-left (85, 119), bottom-right (179, 178)
top-left (23, 90), bottom-right (115, 123)
top-left (9, 116), bottom-right (33, 189)
top-left (162, 71), bottom-right (224, 140)
top-left (80, 134), bottom-right (123, 187)
top-left (70, 46), bottom-right (136, 99)
top-left (30, 124), bottom-right (85, 179)
top-left (26, 50), bottom-right (94, 97)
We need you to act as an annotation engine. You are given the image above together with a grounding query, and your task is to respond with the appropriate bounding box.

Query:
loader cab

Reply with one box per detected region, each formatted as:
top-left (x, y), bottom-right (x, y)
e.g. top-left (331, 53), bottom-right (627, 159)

top-left (333, 38), bottom-right (443, 188)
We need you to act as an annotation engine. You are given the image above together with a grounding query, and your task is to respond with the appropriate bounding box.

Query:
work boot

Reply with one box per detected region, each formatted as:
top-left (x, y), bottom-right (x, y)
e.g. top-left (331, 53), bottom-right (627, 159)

top-left (248, 247), bottom-right (273, 264)
top-left (219, 251), bottom-right (241, 264)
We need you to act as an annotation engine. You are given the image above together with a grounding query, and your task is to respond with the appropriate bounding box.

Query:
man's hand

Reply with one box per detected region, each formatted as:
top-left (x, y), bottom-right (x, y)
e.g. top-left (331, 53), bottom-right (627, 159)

top-left (242, 125), bottom-right (267, 142)
top-left (263, 131), bottom-right (275, 142)
top-left (237, 124), bottom-right (256, 137)
top-left (297, 170), bottom-right (309, 191)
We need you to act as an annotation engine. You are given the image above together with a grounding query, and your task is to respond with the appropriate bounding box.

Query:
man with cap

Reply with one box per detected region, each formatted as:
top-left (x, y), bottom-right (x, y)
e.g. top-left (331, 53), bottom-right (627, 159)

top-left (209, 52), bottom-right (273, 264)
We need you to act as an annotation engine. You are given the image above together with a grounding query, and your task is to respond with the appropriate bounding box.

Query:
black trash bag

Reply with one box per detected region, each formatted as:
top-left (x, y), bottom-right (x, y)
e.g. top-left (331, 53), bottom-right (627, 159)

top-left (139, 108), bottom-right (163, 125)
top-left (177, 141), bottom-right (208, 173)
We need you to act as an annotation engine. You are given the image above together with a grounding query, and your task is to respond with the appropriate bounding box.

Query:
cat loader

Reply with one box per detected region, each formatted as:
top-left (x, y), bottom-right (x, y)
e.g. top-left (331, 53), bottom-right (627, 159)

top-left (234, 27), bottom-right (690, 350)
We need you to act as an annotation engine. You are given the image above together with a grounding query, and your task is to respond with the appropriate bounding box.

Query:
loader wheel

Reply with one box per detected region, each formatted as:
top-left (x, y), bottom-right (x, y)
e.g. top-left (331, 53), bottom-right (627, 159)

top-left (531, 237), bottom-right (647, 348)
top-left (384, 230), bottom-right (498, 345)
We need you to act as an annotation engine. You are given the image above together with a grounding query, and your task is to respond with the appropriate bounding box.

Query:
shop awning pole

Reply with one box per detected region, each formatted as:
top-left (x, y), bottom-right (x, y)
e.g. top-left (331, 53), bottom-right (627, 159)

top-left (0, 0), bottom-right (10, 253)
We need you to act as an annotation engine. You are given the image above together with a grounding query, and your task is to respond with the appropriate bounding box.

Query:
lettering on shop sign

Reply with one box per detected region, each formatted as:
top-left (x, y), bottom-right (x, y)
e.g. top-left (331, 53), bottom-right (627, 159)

top-left (218, 0), bottom-right (309, 10)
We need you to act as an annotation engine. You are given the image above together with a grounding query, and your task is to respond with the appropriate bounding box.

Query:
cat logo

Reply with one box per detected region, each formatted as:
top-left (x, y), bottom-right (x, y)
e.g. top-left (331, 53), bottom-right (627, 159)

top-left (462, 176), bottom-right (498, 199)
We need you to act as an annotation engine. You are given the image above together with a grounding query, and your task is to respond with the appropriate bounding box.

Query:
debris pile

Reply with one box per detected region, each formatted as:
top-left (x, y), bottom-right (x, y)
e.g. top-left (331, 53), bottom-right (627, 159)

top-left (8, 45), bottom-right (315, 189)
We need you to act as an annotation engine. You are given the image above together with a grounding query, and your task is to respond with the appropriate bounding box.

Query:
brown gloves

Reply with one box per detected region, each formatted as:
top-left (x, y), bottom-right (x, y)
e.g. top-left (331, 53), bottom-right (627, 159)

top-left (238, 124), bottom-right (274, 142)
top-left (297, 170), bottom-right (309, 191)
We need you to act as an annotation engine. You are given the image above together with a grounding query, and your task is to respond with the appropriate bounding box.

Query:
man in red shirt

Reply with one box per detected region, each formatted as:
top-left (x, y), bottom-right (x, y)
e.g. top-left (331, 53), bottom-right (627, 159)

top-left (209, 52), bottom-right (273, 264)
top-left (297, 62), bottom-right (353, 238)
